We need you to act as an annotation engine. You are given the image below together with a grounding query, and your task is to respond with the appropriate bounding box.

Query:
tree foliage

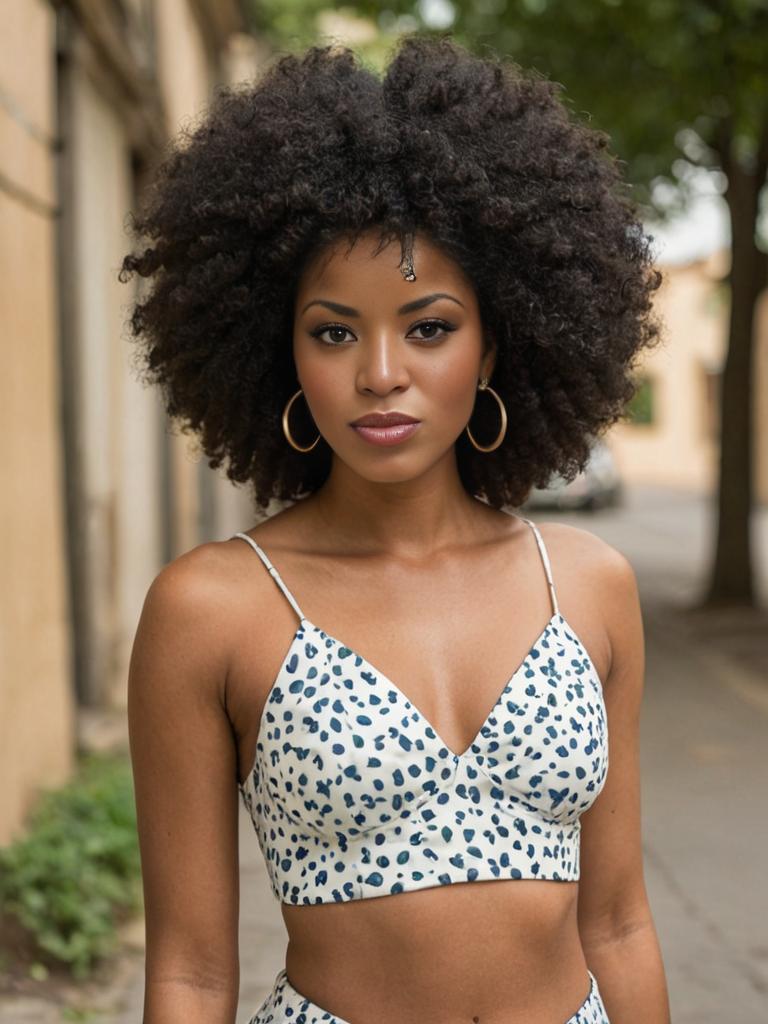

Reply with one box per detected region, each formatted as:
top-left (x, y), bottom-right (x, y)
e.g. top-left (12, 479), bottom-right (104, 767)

top-left (343, 0), bottom-right (766, 224)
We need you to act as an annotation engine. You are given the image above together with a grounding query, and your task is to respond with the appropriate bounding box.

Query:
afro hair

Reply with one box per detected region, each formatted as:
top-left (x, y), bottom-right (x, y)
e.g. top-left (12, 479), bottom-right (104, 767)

top-left (119, 33), bottom-right (663, 511)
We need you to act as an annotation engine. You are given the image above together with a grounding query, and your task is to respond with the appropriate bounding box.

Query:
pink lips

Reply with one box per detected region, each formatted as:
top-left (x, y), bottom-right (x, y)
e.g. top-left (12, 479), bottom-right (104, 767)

top-left (352, 422), bottom-right (421, 446)
top-left (350, 413), bottom-right (421, 447)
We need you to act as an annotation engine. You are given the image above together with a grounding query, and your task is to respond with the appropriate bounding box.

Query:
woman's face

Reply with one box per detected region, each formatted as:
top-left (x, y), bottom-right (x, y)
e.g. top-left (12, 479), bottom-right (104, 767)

top-left (292, 228), bottom-right (495, 485)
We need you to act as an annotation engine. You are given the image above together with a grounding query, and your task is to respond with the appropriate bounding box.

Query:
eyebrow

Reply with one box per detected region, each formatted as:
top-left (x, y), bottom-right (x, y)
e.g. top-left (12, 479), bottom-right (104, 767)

top-left (299, 292), bottom-right (465, 317)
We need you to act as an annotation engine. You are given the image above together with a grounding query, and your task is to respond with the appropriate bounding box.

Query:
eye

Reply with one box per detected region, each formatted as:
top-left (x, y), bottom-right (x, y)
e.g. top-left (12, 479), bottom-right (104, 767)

top-left (408, 318), bottom-right (457, 342)
top-left (310, 323), bottom-right (356, 346)
top-left (309, 318), bottom-right (458, 347)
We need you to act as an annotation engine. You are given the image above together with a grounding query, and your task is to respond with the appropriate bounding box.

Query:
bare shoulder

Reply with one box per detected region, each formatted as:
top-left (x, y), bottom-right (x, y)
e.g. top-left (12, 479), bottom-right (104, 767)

top-left (534, 520), bottom-right (637, 593)
top-left (532, 519), bottom-right (643, 682)
top-left (135, 509), bottom-right (307, 692)
top-left (143, 540), bottom-right (237, 632)
top-left (136, 536), bottom-right (260, 700)
top-left (144, 511), bottom-right (294, 616)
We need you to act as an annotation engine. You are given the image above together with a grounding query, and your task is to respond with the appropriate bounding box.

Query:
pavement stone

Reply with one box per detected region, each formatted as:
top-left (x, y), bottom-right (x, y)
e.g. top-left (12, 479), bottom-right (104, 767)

top-left (640, 602), bottom-right (768, 1022)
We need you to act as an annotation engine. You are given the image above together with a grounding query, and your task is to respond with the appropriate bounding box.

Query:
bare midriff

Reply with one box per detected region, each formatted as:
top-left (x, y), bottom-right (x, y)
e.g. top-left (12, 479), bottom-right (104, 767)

top-left (280, 877), bottom-right (591, 1024)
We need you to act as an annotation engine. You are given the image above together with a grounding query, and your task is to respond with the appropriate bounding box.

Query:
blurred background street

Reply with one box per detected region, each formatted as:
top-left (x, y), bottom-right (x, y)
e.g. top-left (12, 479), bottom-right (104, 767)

top-left (2, 0), bottom-right (766, 1021)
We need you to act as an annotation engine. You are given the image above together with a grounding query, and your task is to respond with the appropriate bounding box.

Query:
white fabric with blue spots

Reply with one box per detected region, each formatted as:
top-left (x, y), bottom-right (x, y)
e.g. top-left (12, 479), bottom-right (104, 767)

top-left (235, 515), bottom-right (608, 906)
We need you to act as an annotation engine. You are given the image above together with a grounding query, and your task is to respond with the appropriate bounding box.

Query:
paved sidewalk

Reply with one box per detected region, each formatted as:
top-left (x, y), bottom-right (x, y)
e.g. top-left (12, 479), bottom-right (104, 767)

top-left (639, 600), bottom-right (768, 1021)
top-left (2, 486), bottom-right (766, 1021)
top-left (554, 487), bottom-right (768, 1021)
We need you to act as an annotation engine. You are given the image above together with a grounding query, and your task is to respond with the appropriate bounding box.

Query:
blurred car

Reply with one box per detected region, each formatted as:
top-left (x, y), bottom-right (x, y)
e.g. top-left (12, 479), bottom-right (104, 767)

top-left (522, 439), bottom-right (623, 512)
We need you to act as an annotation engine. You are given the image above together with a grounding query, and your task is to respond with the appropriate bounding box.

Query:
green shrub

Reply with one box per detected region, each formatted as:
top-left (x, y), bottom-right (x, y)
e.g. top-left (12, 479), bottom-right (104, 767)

top-left (0, 751), bottom-right (143, 979)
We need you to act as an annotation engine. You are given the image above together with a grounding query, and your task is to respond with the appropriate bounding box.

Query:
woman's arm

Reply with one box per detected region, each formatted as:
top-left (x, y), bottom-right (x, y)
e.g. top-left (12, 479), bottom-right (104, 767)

top-left (576, 546), bottom-right (670, 1023)
top-left (128, 549), bottom-right (241, 1023)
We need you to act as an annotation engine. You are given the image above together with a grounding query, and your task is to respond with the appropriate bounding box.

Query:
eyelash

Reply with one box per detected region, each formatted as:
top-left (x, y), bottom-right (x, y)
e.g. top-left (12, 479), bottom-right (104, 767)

top-left (310, 318), bottom-right (458, 347)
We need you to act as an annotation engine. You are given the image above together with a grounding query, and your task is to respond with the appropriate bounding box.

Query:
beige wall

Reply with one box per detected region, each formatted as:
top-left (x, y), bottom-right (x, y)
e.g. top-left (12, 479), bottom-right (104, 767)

top-left (0, 0), bottom-right (256, 841)
top-left (153, 0), bottom-right (254, 552)
top-left (0, 0), bottom-right (74, 843)
top-left (609, 247), bottom-right (768, 506)
top-left (60, 0), bottom-right (255, 714)
top-left (154, 0), bottom-right (212, 556)
top-left (67, 38), bottom-right (169, 706)
top-left (69, 49), bottom-right (132, 702)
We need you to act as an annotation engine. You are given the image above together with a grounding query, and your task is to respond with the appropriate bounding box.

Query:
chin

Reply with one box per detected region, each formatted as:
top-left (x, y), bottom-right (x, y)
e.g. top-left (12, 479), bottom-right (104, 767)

top-left (333, 450), bottom-right (450, 487)
top-left (352, 463), bottom-right (423, 485)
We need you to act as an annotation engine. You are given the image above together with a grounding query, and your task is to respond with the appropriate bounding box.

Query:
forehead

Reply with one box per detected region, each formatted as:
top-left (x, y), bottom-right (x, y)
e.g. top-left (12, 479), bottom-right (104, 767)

top-left (295, 229), bottom-right (476, 304)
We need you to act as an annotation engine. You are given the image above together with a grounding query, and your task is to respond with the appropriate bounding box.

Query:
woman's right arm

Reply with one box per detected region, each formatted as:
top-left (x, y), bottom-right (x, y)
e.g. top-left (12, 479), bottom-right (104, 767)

top-left (128, 550), bottom-right (241, 1023)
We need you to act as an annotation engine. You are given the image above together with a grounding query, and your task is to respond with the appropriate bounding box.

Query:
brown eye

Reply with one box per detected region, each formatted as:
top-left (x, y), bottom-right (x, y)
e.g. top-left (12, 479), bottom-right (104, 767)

top-left (311, 324), bottom-right (355, 345)
top-left (408, 319), bottom-right (457, 342)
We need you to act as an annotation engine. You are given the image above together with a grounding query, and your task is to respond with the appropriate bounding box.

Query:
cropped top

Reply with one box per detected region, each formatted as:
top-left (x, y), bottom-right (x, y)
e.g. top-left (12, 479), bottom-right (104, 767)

top-left (234, 515), bottom-right (608, 905)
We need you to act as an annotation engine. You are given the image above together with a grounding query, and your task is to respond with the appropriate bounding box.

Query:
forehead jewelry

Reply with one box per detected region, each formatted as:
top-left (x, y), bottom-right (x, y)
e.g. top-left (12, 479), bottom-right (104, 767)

top-left (399, 232), bottom-right (416, 281)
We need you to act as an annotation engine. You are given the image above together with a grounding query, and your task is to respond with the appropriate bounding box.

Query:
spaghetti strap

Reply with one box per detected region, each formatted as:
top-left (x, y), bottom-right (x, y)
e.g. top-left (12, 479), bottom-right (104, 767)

top-left (517, 517), bottom-right (560, 617)
top-left (231, 532), bottom-right (306, 623)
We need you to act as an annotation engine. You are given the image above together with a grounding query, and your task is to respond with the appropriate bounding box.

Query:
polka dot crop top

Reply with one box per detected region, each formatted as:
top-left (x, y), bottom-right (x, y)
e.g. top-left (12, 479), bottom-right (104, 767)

top-left (234, 515), bottom-right (609, 905)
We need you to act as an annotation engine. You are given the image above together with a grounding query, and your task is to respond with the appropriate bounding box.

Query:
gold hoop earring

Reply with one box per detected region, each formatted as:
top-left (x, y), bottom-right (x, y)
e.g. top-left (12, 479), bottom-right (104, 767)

top-left (282, 387), bottom-right (321, 452)
top-left (465, 377), bottom-right (507, 453)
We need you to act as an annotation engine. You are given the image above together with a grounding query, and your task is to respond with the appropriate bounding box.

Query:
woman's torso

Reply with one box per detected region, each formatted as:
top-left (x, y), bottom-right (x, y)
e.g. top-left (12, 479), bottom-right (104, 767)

top-left (225, 501), bottom-right (611, 1023)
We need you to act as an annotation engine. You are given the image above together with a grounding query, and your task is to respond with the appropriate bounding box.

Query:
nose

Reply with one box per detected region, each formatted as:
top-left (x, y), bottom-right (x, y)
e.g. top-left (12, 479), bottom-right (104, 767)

top-left (355, 331), bottom-right (411, 396)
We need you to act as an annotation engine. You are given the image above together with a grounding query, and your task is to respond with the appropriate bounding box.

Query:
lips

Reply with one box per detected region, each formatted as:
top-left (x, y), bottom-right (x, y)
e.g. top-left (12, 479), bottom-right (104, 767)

top-left (350, 412), bottom-right (420, 427)
top-left (350, 416), bottom-right (421, 447)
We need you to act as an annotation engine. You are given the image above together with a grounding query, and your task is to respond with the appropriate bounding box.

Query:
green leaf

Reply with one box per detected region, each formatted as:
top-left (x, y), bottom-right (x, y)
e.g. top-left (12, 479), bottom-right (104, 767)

top-left (0, 753), bottom-right (141, 978)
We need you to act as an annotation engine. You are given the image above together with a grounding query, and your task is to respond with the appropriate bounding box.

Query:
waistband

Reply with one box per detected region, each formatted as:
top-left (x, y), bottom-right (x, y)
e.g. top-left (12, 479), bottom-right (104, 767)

top-left (246, 966), bottom-right (610, 1023)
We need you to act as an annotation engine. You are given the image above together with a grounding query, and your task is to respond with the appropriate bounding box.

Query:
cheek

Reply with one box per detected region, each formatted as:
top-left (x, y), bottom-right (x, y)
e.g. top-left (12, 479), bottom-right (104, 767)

top-left (295, 350), bottom-right (342, 420)
top-left (421, 348), bottom-right (483, 418)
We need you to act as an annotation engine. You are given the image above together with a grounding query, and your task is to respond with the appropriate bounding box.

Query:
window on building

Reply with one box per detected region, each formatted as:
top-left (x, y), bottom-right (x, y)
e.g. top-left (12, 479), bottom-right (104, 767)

top-left (625, 374), bottom-right (656, 426)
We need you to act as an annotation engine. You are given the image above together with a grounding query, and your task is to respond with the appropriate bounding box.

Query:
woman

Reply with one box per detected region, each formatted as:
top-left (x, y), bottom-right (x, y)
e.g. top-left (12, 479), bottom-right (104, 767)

top-left (121, 34), bottom-right (670, 1024)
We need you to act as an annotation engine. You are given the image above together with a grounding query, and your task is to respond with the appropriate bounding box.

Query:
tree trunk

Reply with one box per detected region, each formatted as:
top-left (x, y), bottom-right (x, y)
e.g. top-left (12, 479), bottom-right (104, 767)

top-left (704, 127), bottom-right (767, 607)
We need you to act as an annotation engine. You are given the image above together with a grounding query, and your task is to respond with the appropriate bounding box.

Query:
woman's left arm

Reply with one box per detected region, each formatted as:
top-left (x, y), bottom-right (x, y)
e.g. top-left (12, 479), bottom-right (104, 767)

top-left (576, 546), bottom-right (671, 1023)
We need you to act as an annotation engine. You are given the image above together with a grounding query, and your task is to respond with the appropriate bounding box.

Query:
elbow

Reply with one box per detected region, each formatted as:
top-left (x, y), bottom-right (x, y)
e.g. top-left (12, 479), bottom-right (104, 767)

top-left (578, 901), bottom-right (656, 952)
top-left (143, 971), bottom-right (240, 1023)
top-left (143, 940), bottom-right (239, 1022)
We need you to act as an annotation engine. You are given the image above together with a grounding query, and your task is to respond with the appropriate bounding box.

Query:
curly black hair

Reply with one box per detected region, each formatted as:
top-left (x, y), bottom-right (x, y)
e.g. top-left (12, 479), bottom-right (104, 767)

top-left (119, 33), bottom-right (663, 512)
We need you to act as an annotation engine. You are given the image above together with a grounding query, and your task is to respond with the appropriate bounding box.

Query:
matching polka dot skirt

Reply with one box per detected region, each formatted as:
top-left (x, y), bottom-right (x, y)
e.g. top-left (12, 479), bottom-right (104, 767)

top-left (246, 967), bottom-right (610, 1023)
